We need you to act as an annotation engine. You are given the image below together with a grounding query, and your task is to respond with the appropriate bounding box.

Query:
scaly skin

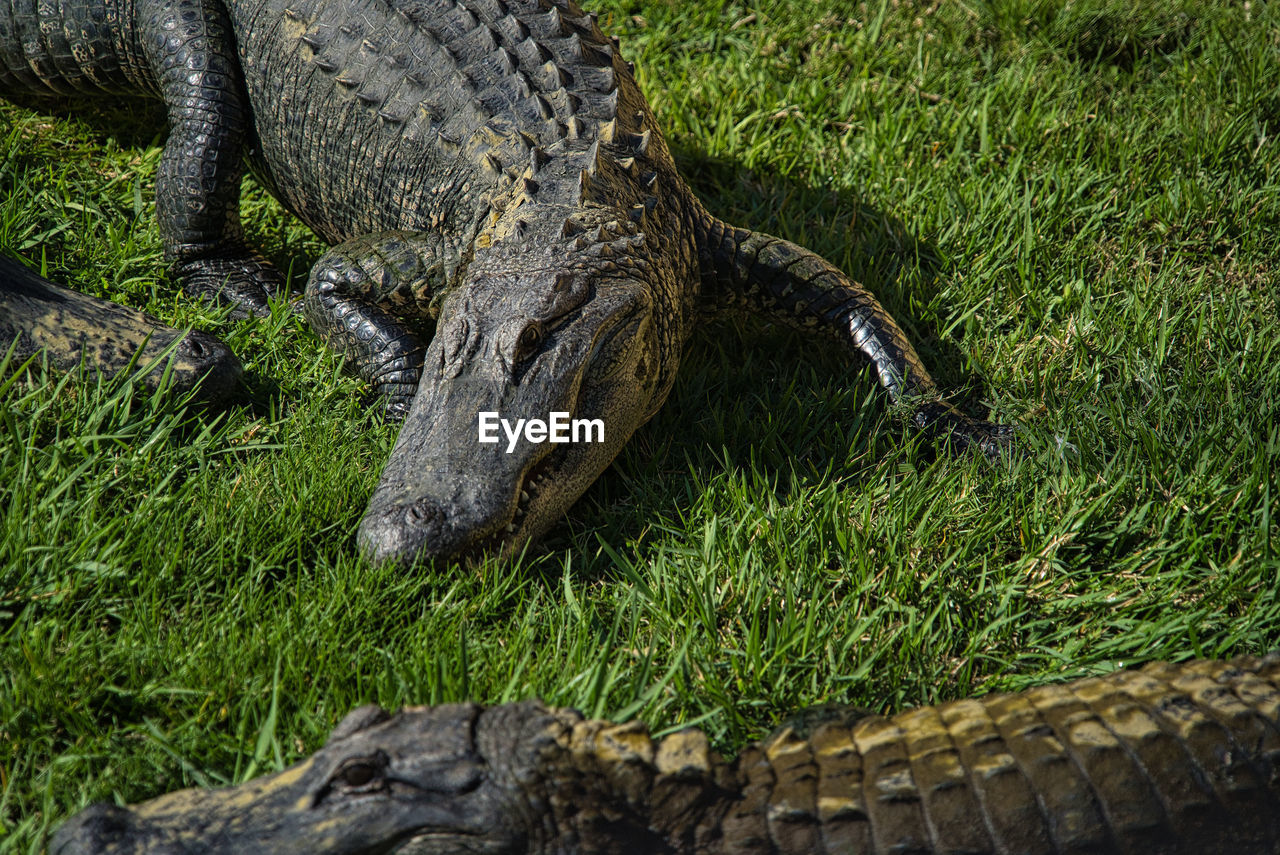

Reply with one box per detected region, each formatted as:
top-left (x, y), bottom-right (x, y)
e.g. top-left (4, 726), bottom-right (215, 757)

top-left (0, 257), bottom-right (242, 402)
top-left (1, 0), bottom-right (1012, 566)
top-left (51, 654), bottom-right (1280, 854)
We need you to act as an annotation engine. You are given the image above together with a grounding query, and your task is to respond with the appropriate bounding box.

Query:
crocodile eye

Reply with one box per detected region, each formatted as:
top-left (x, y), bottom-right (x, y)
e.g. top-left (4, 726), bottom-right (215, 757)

top-left (331, 752), bottom-right (389, 791)
top-left (516, 323), bottom-right (543, 361)
top-left (340, 762), bottom-right (377, 787)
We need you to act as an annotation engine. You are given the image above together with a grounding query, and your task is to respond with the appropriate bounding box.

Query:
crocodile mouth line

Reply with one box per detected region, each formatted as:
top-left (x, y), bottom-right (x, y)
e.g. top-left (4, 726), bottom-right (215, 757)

top-left (459, 445), bottom-right (565, 562)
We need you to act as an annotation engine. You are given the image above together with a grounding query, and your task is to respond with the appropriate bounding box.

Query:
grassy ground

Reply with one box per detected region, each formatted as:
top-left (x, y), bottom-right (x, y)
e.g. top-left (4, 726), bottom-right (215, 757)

top-left (3, 0), bottom-right (1280, 848)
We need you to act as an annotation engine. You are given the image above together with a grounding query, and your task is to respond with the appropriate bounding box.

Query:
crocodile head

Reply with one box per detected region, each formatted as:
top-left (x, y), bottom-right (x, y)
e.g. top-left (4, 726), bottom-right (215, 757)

top-left (51, 701), bottom-right (725, 855)
top-left (357, 242), bottom-right (669, 567)
top-left (50, 703), bottom-right (534, 855)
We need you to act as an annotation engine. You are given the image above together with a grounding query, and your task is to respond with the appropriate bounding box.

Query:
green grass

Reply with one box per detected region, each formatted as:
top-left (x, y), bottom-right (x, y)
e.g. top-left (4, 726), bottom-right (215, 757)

top-left (4, 0), bottom-right (1280, 848)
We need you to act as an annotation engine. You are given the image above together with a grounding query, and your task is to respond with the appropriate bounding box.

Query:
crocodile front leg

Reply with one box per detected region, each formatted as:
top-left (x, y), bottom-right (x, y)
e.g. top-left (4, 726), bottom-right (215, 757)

top-left (140, 0), bottom-right (283, 317)
top-left (303, 232), bottom-right (461, 419)
top-left (697, 214), bottom-right (1012, 457)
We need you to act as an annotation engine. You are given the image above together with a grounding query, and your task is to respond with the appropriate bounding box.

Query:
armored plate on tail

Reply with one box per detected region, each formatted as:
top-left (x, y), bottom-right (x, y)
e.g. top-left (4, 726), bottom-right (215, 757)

top-left (52, 654), bottom-right (1280, 853)
top-left (1, 0), bottom-right (1010, 565)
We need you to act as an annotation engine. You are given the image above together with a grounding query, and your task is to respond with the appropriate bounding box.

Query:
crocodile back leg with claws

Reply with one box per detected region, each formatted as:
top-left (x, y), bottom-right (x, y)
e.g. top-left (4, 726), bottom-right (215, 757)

top-left (2, 0), bottom-right (1015, 565)
top-left (1, 0), bottom-right (286, 314)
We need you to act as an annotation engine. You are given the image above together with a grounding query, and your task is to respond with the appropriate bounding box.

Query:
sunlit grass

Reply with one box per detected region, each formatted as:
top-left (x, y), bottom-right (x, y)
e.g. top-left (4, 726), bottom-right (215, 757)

top-left (3, 0), bottom-right (1280, 849)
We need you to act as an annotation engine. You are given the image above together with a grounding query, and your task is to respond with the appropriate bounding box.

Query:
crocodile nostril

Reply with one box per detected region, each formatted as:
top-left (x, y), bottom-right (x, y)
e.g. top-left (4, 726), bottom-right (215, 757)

top-left (183, 335), bottom-right (207, 359)
top-left (404, 497), bottom-right (444, 528)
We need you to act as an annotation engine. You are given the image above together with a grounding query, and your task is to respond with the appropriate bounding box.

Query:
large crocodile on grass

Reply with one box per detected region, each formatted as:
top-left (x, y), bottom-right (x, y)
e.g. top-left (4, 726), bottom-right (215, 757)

top-left (1, 0), bottom-right (1011, 566)
top-left (52, 654), bottom-right (1280, 854)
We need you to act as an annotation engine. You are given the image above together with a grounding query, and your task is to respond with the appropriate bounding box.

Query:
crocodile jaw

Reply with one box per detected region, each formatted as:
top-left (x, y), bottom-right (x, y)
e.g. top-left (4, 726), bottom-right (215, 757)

top-left (49, 705), bottom-right (529, 855)
top-left (356, 276), bottom-right (660, 568)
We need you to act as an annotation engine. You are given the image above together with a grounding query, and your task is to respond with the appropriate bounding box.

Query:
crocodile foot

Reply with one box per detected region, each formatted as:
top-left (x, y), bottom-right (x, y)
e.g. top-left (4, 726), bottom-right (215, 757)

top-left (361, 387), bottom-right (415, 423)
top-left (176, 250), bottom-right (286, 319)
top-left (914, 400), bottom-right (1015, 459)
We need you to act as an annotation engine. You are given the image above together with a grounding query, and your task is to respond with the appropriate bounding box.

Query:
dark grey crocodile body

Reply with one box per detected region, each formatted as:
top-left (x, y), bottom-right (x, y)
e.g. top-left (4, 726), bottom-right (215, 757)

top-left (1, 0), bottom-right (1012, 565)
top-left (52, 654), bottom-right (1280, 854)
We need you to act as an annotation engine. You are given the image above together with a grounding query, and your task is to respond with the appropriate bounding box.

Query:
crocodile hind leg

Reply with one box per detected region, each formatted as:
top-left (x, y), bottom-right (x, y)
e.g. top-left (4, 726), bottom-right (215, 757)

top-left (697, 215), bottom-right (1012, 456)
top-left (139, 0), bottom-right (284, 317)
top-left (303, 232), bottom-right (461, 419)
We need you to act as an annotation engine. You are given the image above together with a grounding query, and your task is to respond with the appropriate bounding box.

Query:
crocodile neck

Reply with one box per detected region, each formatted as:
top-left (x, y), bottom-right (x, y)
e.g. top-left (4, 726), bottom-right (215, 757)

top-left (531, 714), bottom-right (740, 855)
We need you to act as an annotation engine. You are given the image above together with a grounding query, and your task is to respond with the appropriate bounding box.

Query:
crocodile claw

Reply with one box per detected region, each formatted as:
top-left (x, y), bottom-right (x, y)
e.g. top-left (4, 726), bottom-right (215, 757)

top-left (176, 252), bottom-right (286, 319)
top-left (914, 400), bottom-right (1015, 459)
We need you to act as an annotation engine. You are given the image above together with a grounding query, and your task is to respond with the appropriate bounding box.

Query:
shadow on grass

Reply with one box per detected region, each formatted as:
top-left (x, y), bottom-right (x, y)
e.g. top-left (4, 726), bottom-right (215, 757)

top-left (530, 145), bottom-right (1008, 583)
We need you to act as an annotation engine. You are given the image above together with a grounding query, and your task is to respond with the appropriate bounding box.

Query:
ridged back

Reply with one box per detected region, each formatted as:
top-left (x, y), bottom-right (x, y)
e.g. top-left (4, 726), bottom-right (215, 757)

top-left (231, 0), bottom-right (666, 243)
top-left (721, 655), bottom-right (1280, 854)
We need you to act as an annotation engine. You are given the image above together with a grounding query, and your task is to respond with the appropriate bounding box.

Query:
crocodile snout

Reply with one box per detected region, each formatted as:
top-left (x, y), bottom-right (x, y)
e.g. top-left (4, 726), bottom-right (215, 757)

top-left (357, 494), bottom-right (499, 566)
top-left (50, 802), bottom-right (136, 855)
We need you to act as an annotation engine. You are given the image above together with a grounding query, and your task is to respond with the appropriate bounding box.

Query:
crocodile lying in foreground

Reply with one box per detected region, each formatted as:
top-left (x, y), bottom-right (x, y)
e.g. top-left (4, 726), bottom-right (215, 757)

top-left (52, 654), bottom-right (1280, 854)
top-left (2, 0), bottom-right (1011, 566)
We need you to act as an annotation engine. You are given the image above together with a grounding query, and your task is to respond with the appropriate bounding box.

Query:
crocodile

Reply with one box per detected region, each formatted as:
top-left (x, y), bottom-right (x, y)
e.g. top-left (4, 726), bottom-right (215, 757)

top-left (51, 653), bottom-right (1280, 854)
top-left (1, 0), bottom-right (1012, 566)
top-left (0, 256), bottom-right (243, 402)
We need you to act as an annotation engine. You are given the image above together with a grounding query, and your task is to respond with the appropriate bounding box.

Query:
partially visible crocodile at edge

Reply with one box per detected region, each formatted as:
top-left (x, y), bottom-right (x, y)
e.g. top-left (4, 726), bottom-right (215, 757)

top-left (0, 257), bottom-right (243, 402)
top-left (1, 0), bottom-right (1012, 566)
top-left (52, 654), bottom-right (1280, 854)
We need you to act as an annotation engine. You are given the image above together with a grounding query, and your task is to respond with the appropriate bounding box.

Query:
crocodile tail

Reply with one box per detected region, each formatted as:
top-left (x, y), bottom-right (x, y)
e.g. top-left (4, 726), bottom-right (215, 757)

top-left (694, 213), bottom-right (939, 405)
